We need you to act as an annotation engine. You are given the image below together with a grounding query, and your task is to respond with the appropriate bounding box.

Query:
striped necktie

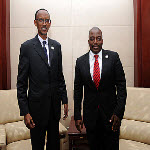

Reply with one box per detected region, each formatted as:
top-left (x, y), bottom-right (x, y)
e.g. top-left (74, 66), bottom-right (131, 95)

top-left (93, 55), bottom-right (100, 89)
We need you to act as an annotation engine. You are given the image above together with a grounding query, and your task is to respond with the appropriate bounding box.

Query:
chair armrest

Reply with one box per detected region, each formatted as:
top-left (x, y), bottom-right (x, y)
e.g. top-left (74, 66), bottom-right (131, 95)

top-left (59, 122), bottom-right (68, 143)
top-left (0, 125), bottom-right (6, 150)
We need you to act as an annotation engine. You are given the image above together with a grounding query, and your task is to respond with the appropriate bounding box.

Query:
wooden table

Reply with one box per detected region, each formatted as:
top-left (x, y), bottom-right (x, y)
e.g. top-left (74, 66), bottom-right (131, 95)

top-left (68, 116), bottom-right (89, 150)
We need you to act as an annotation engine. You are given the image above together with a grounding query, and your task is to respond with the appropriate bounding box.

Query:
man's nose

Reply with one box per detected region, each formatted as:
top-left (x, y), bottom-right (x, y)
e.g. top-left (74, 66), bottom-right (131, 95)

top-left (43, 21), bottom-right (46, 25)
top-left (94, 38), bottom-right (97, 43)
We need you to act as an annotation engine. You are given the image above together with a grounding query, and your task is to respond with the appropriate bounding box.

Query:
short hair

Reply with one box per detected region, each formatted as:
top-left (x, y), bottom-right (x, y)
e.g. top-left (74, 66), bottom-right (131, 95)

top-left (89, 27), bottom-right (101, 35)
top-left (35, 8), bottom-right (50, 20)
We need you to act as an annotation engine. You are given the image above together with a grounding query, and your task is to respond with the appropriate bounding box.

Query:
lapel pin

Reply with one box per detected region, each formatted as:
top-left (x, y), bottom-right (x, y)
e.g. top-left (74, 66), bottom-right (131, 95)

top-left (51, 46), bottom-right (54, 50)
top-left (105, 55), bottom-right (108, 58)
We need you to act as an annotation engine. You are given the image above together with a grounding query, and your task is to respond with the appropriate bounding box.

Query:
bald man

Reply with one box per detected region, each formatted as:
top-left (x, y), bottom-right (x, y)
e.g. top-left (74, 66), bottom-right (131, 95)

top-left (17, 9), bottom-right (68, 150)
top-left (74, 27), bottom-right (127, 150)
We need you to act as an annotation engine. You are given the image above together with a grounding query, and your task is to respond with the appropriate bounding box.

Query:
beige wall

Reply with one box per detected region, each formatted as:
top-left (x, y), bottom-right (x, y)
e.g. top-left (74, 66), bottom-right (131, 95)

top-left (10, 0), bottom-right (134, 120)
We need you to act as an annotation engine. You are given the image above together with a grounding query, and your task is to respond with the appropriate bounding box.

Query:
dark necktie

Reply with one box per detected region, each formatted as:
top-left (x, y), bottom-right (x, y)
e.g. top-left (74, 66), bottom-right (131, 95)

top-left (43, 41), bottom-right (48, 58)
top-left (93, 55), bottom-right (100, 89)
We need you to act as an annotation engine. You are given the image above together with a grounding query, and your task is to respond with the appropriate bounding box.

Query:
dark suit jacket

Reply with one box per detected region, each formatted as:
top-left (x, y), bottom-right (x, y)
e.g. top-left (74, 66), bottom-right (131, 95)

top-left (17, 35), bottom-right (68, 127)
top-left (74, 49), bottom-right (127, 128)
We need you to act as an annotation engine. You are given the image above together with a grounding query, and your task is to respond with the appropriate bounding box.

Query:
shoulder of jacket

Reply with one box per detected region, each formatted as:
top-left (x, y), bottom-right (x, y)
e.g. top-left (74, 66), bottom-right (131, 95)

top-left (21, 37), bottom-right (35, 47)
top-left (76, 52), bottom-right (89, 62)
top-left (103, 49), bottom-right (118, 57)
top-left (49, 38), bottom-right (61, 46)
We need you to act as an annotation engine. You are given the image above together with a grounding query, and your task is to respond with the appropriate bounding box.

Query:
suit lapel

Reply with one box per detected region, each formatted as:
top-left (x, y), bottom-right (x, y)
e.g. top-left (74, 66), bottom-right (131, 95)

top-left (48, 38), bottom-right (54, 67)
top-left (100, 49), bottom-right (108, 85)
top-left (33, 35), bottom-right (49, 68)
top-left (84, 52), bottom-right (96, 89)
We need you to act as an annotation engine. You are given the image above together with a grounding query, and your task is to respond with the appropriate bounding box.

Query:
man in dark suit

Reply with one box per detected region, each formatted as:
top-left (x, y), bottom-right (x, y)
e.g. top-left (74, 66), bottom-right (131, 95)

top-left (74, 27), bottom-right (127, 150)
top-left (17, 9), bottom-right (68, 150)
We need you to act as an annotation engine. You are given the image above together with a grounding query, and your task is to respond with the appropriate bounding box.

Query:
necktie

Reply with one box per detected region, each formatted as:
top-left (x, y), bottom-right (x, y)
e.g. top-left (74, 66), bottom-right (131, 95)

top-left (93, 55), bottom-right (100, 89)
top-left (43, 41), bottom-right (48, 58)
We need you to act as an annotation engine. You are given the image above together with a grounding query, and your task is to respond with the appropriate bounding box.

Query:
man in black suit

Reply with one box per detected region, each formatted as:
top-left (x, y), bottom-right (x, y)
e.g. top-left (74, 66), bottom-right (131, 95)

top-left (17, 9), bottom-right (68, 150)
top-left (74, 27), bottom-right (127, 150)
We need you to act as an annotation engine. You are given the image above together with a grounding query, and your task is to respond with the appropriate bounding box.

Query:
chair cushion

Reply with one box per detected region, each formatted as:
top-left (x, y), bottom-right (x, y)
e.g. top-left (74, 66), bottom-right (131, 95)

top-left (5, 121), bottom-right (67, 144)
top-left (7, 139), bottom-right (47, 150)
top-left (0, 89), bottom-right (23, 124)
top-left (0, 125), bottom-right (6, 145)
top-left (120, 119), bottom-right (150, 145)
top-left (7, 139), bottom-right (31, 150)
top-left (119, 139), bottom-right (150, 150)
top-left (124, 87), bottom-right (150, 122)
top-left (5, 121), bottom-right (30, 144)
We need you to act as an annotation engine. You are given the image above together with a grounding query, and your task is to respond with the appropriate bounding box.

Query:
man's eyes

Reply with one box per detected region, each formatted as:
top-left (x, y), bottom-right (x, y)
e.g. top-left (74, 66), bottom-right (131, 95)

top-left (97, 37), bottom-right (101, 40)
top-left (90, 37), bottom-right (101, 41)
top-left (39, 19), bottom-right (43, 22)
top-left (38, 19), bottom-right (50, 23)
top-left (45, 19), bottom-right (50, 23)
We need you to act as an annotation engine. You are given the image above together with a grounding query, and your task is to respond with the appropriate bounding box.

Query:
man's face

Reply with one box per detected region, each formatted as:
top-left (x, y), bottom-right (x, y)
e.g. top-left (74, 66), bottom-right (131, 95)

top-left (88, 29), bottom-right (103, 54)
top-left (34, 10), bottom-right (51, 36)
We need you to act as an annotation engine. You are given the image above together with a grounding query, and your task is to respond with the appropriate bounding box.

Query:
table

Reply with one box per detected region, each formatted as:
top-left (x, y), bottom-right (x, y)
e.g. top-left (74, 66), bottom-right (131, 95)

top-left (68, 116), bottom-right (89, 150)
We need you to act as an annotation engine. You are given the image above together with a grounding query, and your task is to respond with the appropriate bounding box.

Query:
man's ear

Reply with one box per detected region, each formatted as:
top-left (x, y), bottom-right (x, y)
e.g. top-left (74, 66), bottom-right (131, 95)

top-left (34, 20), bottom-right (37, 27)
top-left (88, 40), bottom-right (89, 44)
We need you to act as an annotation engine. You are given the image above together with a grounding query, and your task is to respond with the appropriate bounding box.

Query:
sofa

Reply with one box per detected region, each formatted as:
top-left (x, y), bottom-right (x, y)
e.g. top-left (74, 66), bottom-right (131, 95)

top-left (0, 89), bottom-right (68, 150)
top-left (119, 87), bottom-right (150, 150)
top-left (0, 87), bottom-right (150, 150)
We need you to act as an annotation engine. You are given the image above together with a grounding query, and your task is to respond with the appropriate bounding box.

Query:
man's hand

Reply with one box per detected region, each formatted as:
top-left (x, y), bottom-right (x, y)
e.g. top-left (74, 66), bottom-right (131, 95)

top-left (75, 120), bottom-right (83, 133)
top-left (24, 113), bottom-right (35, 129)
top-left (63, 104), bottom-right (68, 120)
top-left (110, 114), bottom-right (121, 132)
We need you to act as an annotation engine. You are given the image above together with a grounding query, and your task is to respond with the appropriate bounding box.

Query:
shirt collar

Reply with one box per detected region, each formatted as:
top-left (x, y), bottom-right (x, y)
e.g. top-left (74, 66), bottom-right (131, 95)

top-left (38, 34), bottom-right (48, 46)
top-left (89, 50), bottom-right (102, 59)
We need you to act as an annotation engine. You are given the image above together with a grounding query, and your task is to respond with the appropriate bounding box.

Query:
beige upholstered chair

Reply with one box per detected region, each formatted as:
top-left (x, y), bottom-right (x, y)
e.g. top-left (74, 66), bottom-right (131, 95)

top-left (0, 89), bottom-right (67, 150)
top-left (119, 87), bottom-right (150, 150)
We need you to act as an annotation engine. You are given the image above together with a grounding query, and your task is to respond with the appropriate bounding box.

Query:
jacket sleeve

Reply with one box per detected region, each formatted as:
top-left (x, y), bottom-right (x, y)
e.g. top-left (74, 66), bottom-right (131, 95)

top-left (113, 52), bottom-right (127, 120)
top-left (17, 44), bottom-right (29, 116)
top-left (74, 59), bottom-right (83, 121)
top-left (57, 44), bottom-right (68, 104)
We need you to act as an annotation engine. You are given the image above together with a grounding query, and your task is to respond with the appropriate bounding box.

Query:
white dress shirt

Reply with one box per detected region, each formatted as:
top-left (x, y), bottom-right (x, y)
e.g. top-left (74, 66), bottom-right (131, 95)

top-left (38, 35), bottom-right (50, 65)
top-left (89, 50), bottom-right (102, 80)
